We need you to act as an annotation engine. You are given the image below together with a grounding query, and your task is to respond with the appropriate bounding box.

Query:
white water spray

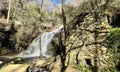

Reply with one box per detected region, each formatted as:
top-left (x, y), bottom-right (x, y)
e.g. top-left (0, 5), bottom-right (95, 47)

top-left (18, 25), bottom-right (63, 58)
top-left (18, 36), bottom-right (41, 58)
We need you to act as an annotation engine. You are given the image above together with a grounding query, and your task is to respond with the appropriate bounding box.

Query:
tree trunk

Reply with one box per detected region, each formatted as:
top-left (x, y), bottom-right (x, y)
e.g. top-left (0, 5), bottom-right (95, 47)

top-left (40, 37), bottom-right (42, 59)
top-left (41, 0), bottom-right (44, 9)
top-left (62, 0), bottom-right (67, 40)
top-left (7, 0), bottom-right (11, 23)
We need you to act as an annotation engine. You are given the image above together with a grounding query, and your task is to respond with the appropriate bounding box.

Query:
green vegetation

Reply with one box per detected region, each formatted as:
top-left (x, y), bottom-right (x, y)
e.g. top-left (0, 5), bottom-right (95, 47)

top-left (107, 28), bottom-right (120, 49)
top-left (76, 64), bottom-right (92, 72)
top-left (0, 0), bottom-right (120, 72)
top-left (106, 28), bottom-right (120, 71)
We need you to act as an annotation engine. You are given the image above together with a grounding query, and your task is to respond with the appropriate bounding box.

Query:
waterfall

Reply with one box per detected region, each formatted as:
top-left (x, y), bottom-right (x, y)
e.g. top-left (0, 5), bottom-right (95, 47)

top-left (18, 36), bottom-right (41, 58)
top-left (18, 25), bottom-right (64, 58)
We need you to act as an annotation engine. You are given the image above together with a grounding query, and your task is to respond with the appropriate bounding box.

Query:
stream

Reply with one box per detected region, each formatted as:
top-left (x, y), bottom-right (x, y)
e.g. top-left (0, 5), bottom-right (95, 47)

top-left (0, 25), bottom-right (64, 72)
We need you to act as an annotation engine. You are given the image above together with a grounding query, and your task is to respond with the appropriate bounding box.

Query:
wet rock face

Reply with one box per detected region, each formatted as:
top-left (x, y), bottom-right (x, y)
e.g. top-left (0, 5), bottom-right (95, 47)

top-left (40, 22), bottom-right (55, 31)
top-left (48, 37), bottom-right (60, 56)
top-left (0, 32), bottom-right (5, 48)
top-left (0, 23), bottom-right (17, 53)
top-left (27, 67), bottom-right (48, 72)
top-left (0, 9), bottom-right (8, 19)
top-left (0, 21), bottom-right (34, 53)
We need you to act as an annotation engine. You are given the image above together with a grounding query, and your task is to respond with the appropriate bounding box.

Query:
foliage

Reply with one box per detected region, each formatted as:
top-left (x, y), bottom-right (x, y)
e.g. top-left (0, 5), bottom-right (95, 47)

top-left (1, 0), bottom-right (120, 71)
top-left (107, 28), bottom-right (120, 49)
top-left (106, 27), bottom-right (120, 71)
top-left (76, 64), bottom-right (92, 72)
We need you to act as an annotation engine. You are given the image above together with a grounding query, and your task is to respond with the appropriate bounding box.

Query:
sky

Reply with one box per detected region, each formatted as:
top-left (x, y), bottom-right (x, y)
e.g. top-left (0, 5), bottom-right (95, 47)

top-left (50, 0), bottom-right (75, 5)
top-left (50, 0), bottom-right (62, 4)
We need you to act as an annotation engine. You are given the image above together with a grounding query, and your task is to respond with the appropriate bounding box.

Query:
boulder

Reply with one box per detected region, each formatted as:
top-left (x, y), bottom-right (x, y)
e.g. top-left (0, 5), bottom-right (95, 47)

top-left (0, 64), bottom-right (29, 72)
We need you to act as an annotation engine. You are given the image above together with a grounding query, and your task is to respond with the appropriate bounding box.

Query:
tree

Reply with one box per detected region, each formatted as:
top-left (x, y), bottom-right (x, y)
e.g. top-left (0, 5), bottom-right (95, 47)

top-left (7, 0), bottom-right (11, 23)
top-left (62, 0), bottom-right (67, 40)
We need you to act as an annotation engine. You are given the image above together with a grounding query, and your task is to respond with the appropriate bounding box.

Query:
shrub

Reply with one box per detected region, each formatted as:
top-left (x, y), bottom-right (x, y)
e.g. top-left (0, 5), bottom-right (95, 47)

top-left (106, 27), bottom-right (120, 71)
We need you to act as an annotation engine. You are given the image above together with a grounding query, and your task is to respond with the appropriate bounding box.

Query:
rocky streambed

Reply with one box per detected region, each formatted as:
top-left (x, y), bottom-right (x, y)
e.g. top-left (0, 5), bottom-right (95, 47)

top-left (0, 56), bottom-right (50, 72)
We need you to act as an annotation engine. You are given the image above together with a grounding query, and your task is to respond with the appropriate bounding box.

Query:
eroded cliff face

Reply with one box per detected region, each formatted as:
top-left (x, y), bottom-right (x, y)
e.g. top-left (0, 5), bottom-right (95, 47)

top-left (65, 14), bottom-right (114, 71)
top-left (44, 14), bottom-right (114, 72)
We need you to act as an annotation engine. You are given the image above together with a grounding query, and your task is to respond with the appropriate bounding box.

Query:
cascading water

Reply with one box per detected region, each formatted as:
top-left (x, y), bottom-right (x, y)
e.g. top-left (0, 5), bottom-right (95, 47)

top-left (18, 25), bottom-right (64, 58)
top-left (18, 36), bottom-right (41, 58)
top-left (41, 25), bottom-right (64, 58)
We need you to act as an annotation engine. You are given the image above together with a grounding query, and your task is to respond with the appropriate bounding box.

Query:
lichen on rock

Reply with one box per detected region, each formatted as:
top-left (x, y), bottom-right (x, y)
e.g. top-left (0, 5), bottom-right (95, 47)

top-left (63, 14), bottom-right (114, 72)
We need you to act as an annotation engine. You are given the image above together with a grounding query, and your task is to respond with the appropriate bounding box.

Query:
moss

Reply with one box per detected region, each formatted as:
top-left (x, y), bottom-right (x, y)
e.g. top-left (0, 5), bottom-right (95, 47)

top-left (107, 28), bottom-right (120, 49)
top-left (76, 64), bottom-right (92, 72)
top-left (106, 27), bottom-right (120, 71)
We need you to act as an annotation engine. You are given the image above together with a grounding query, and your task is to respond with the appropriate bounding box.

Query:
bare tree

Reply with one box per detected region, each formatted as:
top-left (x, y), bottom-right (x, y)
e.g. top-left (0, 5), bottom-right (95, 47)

top-left (7, 0), bottom-right (11, 23)
top-left (41, 0), bottom-right (44, 9)
top-left (62, 0), bottom-right (67, 40)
